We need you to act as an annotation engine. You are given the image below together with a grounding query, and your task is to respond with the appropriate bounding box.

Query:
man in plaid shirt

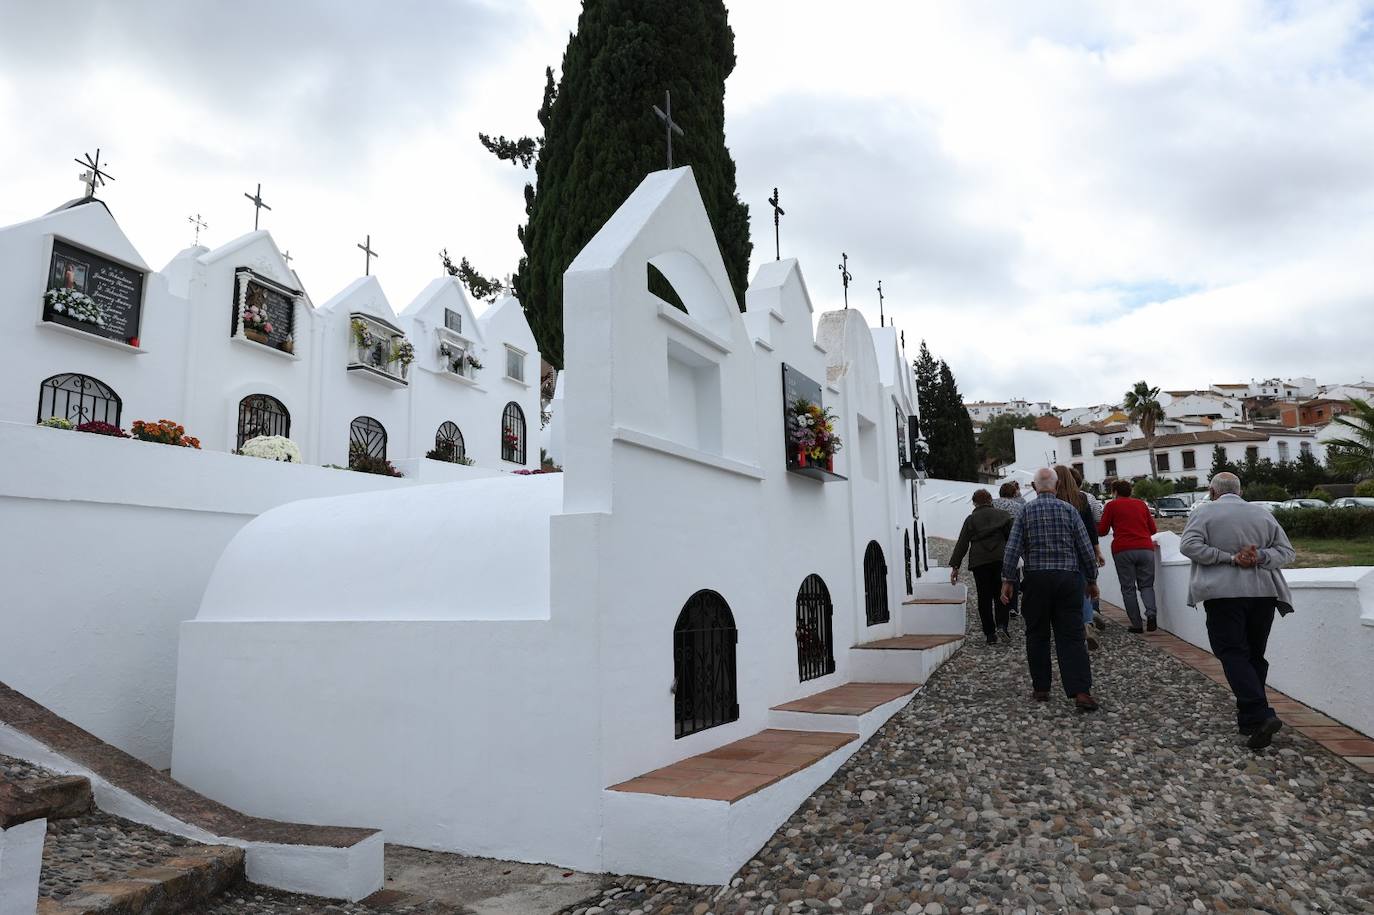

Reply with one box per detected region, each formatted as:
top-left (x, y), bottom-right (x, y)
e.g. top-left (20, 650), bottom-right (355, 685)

top-left (1000, 467), bottom-right (1100, 711)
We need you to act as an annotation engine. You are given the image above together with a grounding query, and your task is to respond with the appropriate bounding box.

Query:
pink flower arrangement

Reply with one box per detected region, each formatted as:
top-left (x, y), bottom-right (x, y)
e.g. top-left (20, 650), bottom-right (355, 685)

top-left (242, 300), bottom-right (273, 335)
top-left (789, 399), bottom-right (843, 464)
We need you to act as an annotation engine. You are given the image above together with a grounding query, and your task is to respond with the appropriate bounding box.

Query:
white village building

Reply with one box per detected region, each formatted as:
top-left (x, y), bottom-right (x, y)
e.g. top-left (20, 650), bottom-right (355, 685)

top-left (170, 167), bottom-right (954, 887)
top-left (0, 196), bottom-right (541, 475)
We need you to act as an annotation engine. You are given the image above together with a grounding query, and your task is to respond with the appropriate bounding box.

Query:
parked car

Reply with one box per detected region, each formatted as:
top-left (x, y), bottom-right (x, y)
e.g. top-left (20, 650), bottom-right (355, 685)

top-left (1279, 498), bottom-right (1329, 510)
top-left (1153, 496), bottom-right (1191, 518)
top-left (1330, 497), bottom-right (1374, 509)
top-left (1249, 501), bottom-right (1284, 513)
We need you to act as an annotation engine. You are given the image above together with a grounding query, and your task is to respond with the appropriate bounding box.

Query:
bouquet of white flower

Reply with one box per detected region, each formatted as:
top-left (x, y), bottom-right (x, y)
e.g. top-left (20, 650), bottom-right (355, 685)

top-left (45, 287), bottom-right (106, 328)
top-left (239, 435), bottom-right (302, 463)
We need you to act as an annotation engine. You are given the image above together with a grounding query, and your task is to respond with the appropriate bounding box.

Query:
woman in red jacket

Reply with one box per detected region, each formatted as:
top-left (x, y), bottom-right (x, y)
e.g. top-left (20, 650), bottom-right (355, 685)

top-left (1098, 479), bottom-right (1159, 633)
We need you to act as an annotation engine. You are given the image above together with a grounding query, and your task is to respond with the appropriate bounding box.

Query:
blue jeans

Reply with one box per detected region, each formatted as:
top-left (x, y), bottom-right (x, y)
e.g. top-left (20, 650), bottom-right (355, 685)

top-left (1080, 574), bottom-right (1094, 625)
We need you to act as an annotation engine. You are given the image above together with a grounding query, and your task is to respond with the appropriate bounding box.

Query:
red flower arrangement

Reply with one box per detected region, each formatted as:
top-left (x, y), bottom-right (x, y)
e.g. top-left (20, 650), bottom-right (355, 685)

top-left (76, 421), bottom-right (128, 437)
top-left (789, 399), bottom-right (843, 470)
top-left (130, 419), bottom-right (201, 449)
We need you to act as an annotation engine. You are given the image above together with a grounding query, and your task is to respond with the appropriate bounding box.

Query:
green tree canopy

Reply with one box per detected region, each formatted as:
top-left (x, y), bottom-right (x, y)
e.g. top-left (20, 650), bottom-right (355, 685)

top-left (478, 0), bottom-right (752, 368)
top-left (913, 341), bottom-right (978, 482)
top-left (1123, 380), bottom-right (1165, 478)
top-left (978, 413), bottom-right (1037, 469)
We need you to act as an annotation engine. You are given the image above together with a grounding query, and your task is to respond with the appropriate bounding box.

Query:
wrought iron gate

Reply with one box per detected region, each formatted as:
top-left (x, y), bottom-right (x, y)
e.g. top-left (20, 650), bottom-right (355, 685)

top-left (904, 530), bottom-right (913, 594)
top-left (673, 590), bottom-right (738, 739)
top-left (37, 373), bottom-right (121, 426)
top-left (349, 416), bottom-right (387, 464)
top-left (237, 394), bottom-right (290, 448)
top-left (501, 402), bottom-right (526, 464)
top-left (864, 540), bottom-right (889, 625)
top-left (433, 421), bottom-right (465, 462)
top-left (795, 574), bottom-right (835, 682)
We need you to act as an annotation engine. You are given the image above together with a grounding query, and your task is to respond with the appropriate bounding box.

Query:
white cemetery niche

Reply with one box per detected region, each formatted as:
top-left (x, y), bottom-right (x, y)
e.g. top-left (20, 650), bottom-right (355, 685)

top-left (474, 294), bottom-right (540, 469)
top-left (399, 278), bottom-right (488, 466)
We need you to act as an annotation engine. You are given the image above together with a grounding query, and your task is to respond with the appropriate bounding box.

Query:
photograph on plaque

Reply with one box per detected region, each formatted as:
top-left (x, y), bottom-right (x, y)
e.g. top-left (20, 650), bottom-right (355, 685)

top-left (43, 239), bottom-right (145, 345)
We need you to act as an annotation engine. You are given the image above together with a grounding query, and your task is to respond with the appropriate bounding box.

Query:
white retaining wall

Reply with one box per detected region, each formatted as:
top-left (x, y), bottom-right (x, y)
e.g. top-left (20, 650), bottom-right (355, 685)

top-left (0, 420), bottom-right (499, 769)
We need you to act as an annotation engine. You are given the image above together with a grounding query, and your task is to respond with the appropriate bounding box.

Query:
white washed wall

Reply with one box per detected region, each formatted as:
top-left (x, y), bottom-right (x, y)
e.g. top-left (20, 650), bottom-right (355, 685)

top-left (0, 421), bottom-right (499, 768)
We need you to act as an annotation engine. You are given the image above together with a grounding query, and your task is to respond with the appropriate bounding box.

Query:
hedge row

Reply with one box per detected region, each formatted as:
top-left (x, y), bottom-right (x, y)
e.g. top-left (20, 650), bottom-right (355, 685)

top-left (1272, 507), bottom-right (1374, 539)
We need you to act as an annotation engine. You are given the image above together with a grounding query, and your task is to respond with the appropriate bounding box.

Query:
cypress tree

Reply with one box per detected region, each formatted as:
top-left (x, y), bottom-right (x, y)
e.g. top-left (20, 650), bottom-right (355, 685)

top-left (481, 0), bottom-right (752, 368)
top-left (912, 341), bottom-right (977, 481)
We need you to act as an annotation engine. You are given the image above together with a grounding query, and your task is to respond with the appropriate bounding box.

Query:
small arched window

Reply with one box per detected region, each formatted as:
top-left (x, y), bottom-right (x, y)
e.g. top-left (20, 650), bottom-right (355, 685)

top-left (501, 402), bottom-right (526, 464)
top-left (796, 574), bottom-right (836, 682)
top-left (349, 416), bottom-right (387, 468)
top-left (904, 530), bottom-right (913, 594)
top-left (864, 540), bottom-right (889, 626)
top-left (37, 373), bottom-right (121, 427)
top-left (674, 589), bottom-right (739, 738)
top-left (431, 421), bottom-right (465, 463)
top-left (237, 394), bottom-right (290, 449)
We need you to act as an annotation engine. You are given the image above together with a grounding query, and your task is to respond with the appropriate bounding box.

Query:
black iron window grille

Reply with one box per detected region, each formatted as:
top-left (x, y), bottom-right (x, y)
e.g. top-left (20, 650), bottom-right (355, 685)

top-left (673, 589), bottom-right (739, 739)
top-left (37, 373), bottom-right (121, 426)
top-left (432, 421), bottom-right (465, 463)
top-left (795, 574), bottom-right (836, 682)
top-left (864, 540), bottom-right (890, 625)
top-left (349, 416), bottom-right (387, 466)
top-left (501, 401), bottom-right (526, 464)
top-left (904, 530), bottom-right (913, 594)
top-left (444, 308), bottom-right (462, 333)
top-left (236, 394), bottom-right (290, 449)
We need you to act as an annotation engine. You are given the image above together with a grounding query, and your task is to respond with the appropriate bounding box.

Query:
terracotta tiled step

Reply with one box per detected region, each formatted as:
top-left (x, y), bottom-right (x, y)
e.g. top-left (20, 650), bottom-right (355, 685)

top-left (772, 682), bottom-right (919, 716)
top-left (856, 634), bottom-right (963, 650)
top-left (1098, 602), bottom-right (1374, 770)
top-left (608, 729), bottom-right (856, 803)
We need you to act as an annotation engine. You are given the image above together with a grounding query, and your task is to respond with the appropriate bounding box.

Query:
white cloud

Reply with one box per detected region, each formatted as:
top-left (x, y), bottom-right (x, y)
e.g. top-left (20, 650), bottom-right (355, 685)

top-left (1, 0), bottom-right (1371, 403)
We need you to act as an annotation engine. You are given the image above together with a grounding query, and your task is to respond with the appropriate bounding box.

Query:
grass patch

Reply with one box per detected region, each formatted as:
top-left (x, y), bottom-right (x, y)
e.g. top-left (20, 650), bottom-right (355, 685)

top-left (1289, 537), bottom-right (1374, 568)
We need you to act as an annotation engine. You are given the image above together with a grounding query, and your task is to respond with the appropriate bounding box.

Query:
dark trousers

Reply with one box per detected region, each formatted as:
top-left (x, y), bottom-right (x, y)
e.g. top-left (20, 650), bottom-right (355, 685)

top-left (1021, 570), bottom-right (1092, 696)
top-left (971, 563), bottom-right (1009, 637)
top-left (1204, 597), bottom-right (1277, 727)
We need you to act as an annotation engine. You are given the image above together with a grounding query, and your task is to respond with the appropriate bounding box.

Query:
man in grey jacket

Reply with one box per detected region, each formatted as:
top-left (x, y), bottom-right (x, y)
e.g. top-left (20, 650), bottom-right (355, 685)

top-left (1180, 472), bottom-right (1296, 749)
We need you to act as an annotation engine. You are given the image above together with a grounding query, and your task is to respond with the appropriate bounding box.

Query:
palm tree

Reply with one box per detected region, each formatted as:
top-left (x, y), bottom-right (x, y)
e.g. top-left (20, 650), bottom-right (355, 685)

top-left (1325, 397), bottom-right (1374, 481)
top-left (1123, 381), bottom-right (1166, 478)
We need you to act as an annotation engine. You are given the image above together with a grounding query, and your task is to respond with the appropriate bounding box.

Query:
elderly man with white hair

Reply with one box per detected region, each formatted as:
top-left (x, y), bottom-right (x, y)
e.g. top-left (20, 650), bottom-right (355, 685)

top-left (1000, 466), bottom-right (1100, 711)
top-left (1180, 471), bottom-right (1296, 750)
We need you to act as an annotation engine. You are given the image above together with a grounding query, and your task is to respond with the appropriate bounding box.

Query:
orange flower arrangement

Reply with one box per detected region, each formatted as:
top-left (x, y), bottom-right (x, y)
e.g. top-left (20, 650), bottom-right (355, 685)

top-left (130, 419), bottom-right (201, 449)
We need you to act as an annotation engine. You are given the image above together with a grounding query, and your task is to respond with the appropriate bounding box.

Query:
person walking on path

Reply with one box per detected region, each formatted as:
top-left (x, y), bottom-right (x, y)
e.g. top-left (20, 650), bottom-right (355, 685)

top-left (1098, 479), bottom-right (1160, 634)
top-left (1055, 465), bottom-right (1107, 650)
top-left (992, 481), bottom-right (1026, 618)
top-left (949, 489), bottom-right (1014, 644)
top-left (1180, 471), bottom-right (1296, 749)
top-left (1070, 466), bottom-right (1108, 632)
top-left (1001, 467), bottom-right (1100, 711)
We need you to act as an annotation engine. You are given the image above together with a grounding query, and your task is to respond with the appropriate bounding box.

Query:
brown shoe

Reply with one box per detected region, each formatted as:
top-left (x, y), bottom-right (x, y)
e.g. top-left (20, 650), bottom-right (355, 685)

top-left (1086, 634), bottom-right (1100, 651)
top-left (1074, 693), bottom-right (1099, 712)
top-left (1033, 690), bottom-right (1050, 702)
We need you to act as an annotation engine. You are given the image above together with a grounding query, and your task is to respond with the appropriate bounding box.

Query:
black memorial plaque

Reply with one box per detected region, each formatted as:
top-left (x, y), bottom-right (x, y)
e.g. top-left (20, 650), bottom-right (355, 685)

top-left (781, 363), bottom-right (824, 468)
top-left (44, 239), bottom-right (145, 344)
top-left (235, 271), bottom-right (297, 349)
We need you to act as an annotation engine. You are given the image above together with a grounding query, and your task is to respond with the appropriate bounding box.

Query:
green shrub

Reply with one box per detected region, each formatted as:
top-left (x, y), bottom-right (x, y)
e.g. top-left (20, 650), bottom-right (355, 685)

top-left (1244, 483), bottom-right (1288, 502)
top-left (1273, 507), bottom-right (1374, 538)
top-left (1356, 479), bottom-right (1374, 498)
top-left (1308, 486), bottom-right (1334, 503)
top-left (1132, 478), bottom-right (1174, 502)
top-left (1173, 476), bottom-right (1198, 493)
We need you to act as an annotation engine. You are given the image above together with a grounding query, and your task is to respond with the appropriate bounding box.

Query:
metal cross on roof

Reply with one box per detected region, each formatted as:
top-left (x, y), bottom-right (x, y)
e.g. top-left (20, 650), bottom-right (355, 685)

top-left (652, 90), bottom-right (685, 170)
top-left (838, 252), bottom-right (853, 309)
top-left (357, 234), bottom-right (379, 276)
top-left (74, 149), bottom-right (114, 199)
top-left (188, 213), bottom-right (208, 246)
top-left (282, 249), bottom-right (293, 266)
top-left (243, 182), bottom-right (271, 231)
top-left (877, 280), bottom-right (886, 326)
top-left (768, 187), bottom-right (785, 261)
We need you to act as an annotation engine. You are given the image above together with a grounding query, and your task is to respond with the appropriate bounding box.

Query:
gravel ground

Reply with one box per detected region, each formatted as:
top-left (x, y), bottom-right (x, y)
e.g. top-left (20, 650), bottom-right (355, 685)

top-left (40, 810), bottom-right (201, 900)
top-left (561, 538), bottom-right (1374, 915)
top-left (192, 885), bottom-right (462, 914)
top-left (1, 752), bottom-right (62, 782)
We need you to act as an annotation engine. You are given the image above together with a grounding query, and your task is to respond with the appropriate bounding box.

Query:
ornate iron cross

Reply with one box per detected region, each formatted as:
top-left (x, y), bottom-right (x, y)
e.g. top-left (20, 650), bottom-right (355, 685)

top-left (243, 182), bottom-right (271, 230)
top-left (768, 187), bottom-right (785, 261)
top-left (75, 149), bottom-right (114, 199)
top-left (653, 90), bottom-right (684, 170)
top-left (357, 234), bottom-right (379, 275)
top-left (838, 253), bottom-right (853, 309)
top-left (877, 280), bottom-right (885, 326)
top-left (188, 213), bottom-right (208, 246)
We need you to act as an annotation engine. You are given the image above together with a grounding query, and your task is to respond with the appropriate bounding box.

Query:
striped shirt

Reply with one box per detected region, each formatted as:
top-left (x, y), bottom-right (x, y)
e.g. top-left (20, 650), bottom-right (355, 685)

top-left (1002, 491), bottom-right (1098, 581)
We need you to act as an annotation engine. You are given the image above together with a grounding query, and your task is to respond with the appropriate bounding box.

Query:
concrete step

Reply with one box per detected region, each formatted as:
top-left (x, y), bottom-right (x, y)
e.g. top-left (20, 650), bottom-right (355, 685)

top-left (1, 773), bottom-right (93, 826)
top-left (768, 682), bottom-right (922, 737)
top-left (602, 729), bottom-right (861, 884)
top-left (899, 579), bottom-right (967, 634)
top-left (848, 634), bottom-right (965, 683)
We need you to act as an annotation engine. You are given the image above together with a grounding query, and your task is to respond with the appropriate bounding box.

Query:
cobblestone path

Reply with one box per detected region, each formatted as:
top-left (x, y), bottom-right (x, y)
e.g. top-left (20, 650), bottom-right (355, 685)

top-left (567, 541), bottom-right (1374, 915)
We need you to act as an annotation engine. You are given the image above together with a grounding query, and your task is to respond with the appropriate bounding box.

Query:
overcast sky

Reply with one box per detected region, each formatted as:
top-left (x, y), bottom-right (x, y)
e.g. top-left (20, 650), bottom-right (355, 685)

top-left (2, 0), bottom-right (1372, 405)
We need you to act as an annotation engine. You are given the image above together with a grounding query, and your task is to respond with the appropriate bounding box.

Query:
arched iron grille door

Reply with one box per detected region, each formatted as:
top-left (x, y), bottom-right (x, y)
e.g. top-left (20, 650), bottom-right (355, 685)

top-left (237, 394), bottom-right (290, 449)
top-left (673, 590), bottom-right (739, 739)
top-left (37, 373), bottom-right (121, 426)
top-left (433, 421), bottom-right (465, 462)
top-left (904, 530), bottom-right (913, 594)
top-left (796, 574), bottom-right (836, 682)
top-left (349, 416), bottom-right (387, 464)
top-left (501, 402), bottom-right (526, 464)
top-left (864, 540), bottom-right (890, 625)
